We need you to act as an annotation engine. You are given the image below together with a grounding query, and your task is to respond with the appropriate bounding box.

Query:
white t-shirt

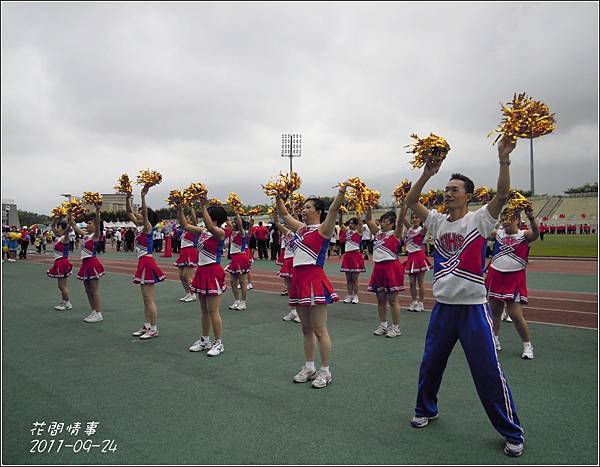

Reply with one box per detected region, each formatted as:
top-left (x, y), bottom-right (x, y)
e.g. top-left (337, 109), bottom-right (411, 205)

top-left (425, 205), bottom-right (498, 305)
top-left (115, 231), bottom-right (122, 241)
top-left (361, 224), bottom-right (372, 241)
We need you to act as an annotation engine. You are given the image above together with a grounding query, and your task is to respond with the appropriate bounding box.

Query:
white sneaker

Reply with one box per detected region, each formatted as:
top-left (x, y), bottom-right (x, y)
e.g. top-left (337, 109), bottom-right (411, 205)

top-left (132, 326), bottom-right (150, 337)
top-left (416, 301), bottom-right (425, 312)
top-left (64, 302), bottom-right (73, 310)
top-left (351, 295), bottom-right (359, 304)
top-left (282, 310), bottom-right (298, 321)
top-left (386, 324), bottom-right (402, 338)
top-left (410, 413), bottom-right (439, 428)
top-left (407, 300), bottom-right (417, 311)
top-left (501, 311), bottom-right (513, 322)
top-left (179, 293), bottom-right (190, 302)
top-left (54, 302), bottom-right (72, 311)
top-left (373, 323), bottom-right (388, 336)
top-left (521, 343), bottom-right (534, 359)
top-left (140, 329), bottom-right (159, 339)
top-left (494, 335), bottom-right (502, 351)
top-left (228, 301), bottom-right (240, 310)
top-left (189, 338), bottom-right (212, 352)
top-left (504, 440), bottom-right (524, 457)
top-left (207, 339), bottom-right (224, 356)
top-left (247, 283), bottom-right (253, 290)
top-left (182, 293), bottom-right (197, 302)
top-left (293, 366), bottom-right (317, 383)
top-left (237, 301), bottom-right (247, 310)
top-left (84, 312), bottom-right (103, 323)
top-left (311, 370), bottom-right (332, 388)
top-left (293, 313), bottom-right (301, 323)
top-left (343, 295), bottom-right (353, 304)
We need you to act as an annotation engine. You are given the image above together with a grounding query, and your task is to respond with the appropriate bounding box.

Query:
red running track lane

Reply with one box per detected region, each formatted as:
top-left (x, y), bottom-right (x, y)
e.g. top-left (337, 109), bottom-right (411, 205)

top-left (27, 256), bottom-right (598, 330)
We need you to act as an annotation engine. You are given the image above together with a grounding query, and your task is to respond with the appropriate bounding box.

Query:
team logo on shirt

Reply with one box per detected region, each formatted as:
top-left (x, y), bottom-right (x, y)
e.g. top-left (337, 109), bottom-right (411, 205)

top-left (438, 233), bottom-right (465, 253)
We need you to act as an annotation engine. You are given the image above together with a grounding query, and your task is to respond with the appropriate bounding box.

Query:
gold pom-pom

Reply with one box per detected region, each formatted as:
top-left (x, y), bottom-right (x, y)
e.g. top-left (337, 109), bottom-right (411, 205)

top-left (420, 190), bottom-right (442, 208)
top-left (67, 199), bottom-right (87, 221)
top-left (262, 172), bottom-right (302, 200)
top-left (226, 192), bottom-right (245, 215)
top-left (489, 92), bottom-right (557, 144)
top-left (184, 182), bottom-right (208, 204)
top-left (504, 190), bottom-right (532, 220)
top-left (473, 186), bottom-right (492, 203)
top-left (114, 173), bottom-right (132, 194)
top-left (51, 202), bottom-right (69, 219)
top-left (166, 190), bottom-right (186, 207)
top-left (344, 177), bottom-right (380, 214)
top-left (245, 206), bottom-right (263, 216)
top-left (393, 179), bottom-right (412, 204)
top-left (136, 169), bottom-right (163, 187)
top-left (339, 205), bottom-right (349, 215)
top-left (290, 193), bottom-right (306, 214)
top-left (267, 206), bottom-right (276, 216)
top-left (405, 133), bottom-right (451, 169)
top-left (82, 192), bottom-right (103, 207)
top-left (208, 198), bottom-right (222, 206)
top-left (436, 204), bottom-right (449, 214)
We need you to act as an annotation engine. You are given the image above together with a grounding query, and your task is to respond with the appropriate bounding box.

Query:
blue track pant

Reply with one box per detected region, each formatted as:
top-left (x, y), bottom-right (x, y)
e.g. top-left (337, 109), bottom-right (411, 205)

top-left (415, 302), bottom-right (524, 444)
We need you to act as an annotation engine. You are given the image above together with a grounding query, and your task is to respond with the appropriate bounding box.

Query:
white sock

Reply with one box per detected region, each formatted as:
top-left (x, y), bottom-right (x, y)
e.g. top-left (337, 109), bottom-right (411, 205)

top-left (523, 341), bottom-right (532, 347)
top-left (381, 321), bottom-right (388, 327)
top-left (202, 335), bottom-right (210, 342)
top-left (150, 325), bottom-right (157, 331)
top-left (320, 366), bottom-right (330, 373)
top-left (145, 322), bottom-right (151, 329)
top-left (305, 361), bottom-right (316, 371)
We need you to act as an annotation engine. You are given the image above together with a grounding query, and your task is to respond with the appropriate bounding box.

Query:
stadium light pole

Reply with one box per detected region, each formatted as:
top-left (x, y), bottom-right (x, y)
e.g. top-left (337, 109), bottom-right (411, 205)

top-left (281, 134), bottom-right (302, 173)
top-left (529, 137), bottom-right (535, 196)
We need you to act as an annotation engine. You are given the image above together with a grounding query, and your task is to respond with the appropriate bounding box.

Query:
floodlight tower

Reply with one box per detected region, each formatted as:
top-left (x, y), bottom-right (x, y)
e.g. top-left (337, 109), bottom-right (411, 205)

top-left (281, 134), bottom-right (302, 173)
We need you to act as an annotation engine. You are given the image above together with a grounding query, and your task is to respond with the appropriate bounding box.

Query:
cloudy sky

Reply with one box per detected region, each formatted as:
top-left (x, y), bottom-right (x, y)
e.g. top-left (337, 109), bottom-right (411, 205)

top-left (1, 2), bottom-right (598, 214)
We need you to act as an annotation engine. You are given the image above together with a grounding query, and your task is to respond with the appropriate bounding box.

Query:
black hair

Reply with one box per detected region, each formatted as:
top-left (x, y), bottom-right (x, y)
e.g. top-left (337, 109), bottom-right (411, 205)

top-left (449, 173), bottom-right (475, 194)
top-left (146, 207), bottom-right (159, 227)
top-left (57, 221), bottom-right (68, 230)
top-left (258, 221), bottom-right (263, 226)
top-left (380, 211), bottom-right (397, 229)
top-left (305, 197), bottom-right (326, 223)
top-left (347, 217), bottom-right (359, 227)
top-left (208, 205), bottom-right (228, 226)
top-left (242, 220), bottom-right (250, 230)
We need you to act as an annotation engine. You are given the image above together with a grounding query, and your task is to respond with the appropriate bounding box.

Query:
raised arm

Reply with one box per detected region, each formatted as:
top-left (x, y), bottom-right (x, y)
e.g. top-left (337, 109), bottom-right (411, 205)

top-left (235, 212), bottom-right (245, 237)
top-left (319, 182), bottom-right (349, 239)
top-left (126, 194), bottom-right (143, 226)
top-left (273, 212), bottom-right (291, 236)
top-left (199, 198), bottom-right (225, 240)
top-left (67, 212), bottom-right (85, 237)
top-left (523, 206), bottom-right (539, 242)
top-left (338, 211), bottom-right (347, 233)
top-left (275, 196), bottom-right (304, 232)
top-left (189, 206), bottom-right (198, 226)
top-left (139, 186), bottom-right (152, 234)
top-left (365, 208), bottom-right (379, 235)
top-left (394, 203), bottom-right (408, 240)
top-left (177, 203), bottom-right (203, 235)
top-left (92, 205), bottom-right (101, 239)
top-left (405, 161), bottom-right (442, 224)
top-left (487, 135), bottom-right (515, 219)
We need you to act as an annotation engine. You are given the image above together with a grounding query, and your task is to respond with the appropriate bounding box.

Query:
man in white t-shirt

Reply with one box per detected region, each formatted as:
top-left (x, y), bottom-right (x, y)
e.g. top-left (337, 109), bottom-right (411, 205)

top-left (115, 229), bottom-right (122, 252)
top-left (405, 135), bottom-right (525, 458)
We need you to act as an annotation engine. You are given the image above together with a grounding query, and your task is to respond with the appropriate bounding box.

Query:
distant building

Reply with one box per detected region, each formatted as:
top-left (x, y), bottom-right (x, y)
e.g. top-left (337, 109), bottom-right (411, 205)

top-left (80, 193), bottom-right (138, 212)
top-left (2, 199), bottom-right (20, 228)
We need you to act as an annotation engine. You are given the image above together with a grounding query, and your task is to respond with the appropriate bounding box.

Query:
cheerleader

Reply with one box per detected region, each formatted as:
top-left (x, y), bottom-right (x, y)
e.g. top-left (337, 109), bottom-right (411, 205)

top-left (224, 211), bottom-right (252, 311)
top-left (47, 217), bottom-right (73, 310)
top-left (177, 197), bottom-right (228, 357)
top-left (69, 206), bottom-right (105, 323)
top-left (485, 206), bottom-right (539, 359)
top-left (273, 212), bottom-right (299, 323)
top-left (339, 212), bottom-right (366, 304)
top-left (174, 207), bottom-right (199, 303)
top-left (126, 186), bottom-right (165, 340)
top-left (365, 205), bottom-right (406, 338)
top-left (275, 182), bottom-right (349, 389)
top-left (402, 205), bottom-right (431, 312)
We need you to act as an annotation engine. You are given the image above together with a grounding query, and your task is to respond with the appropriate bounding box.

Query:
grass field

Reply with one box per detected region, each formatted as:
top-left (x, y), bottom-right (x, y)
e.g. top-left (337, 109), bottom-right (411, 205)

top-left (2, 261), bottom-right (598, 465)
top-left (528, 234), bottom-right (598, 257)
